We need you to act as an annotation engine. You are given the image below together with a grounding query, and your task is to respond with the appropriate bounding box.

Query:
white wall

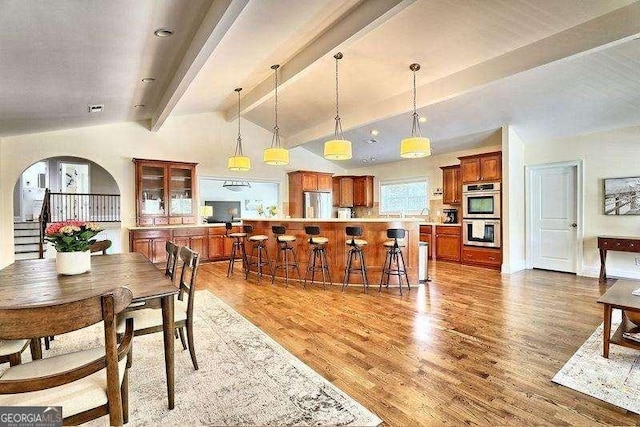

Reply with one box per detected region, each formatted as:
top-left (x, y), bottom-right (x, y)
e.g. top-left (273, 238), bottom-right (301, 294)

top-left (0, 111), bottom-right (344, 268)
top-left (501, 126), bottom-right (526, 274)
top-left (345, 132), bottom-right (502, 213)
top-left (525, 124), bottom-right (640, 279)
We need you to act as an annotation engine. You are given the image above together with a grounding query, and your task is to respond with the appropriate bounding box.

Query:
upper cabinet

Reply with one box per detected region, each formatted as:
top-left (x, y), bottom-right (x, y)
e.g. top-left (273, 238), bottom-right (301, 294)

top-left (459, 151), bottom-right (502, 183)
top-left (288, 171), bottom-right (334, 217)
top-left (333, 176), bottom-right (354, 208)
top-left (353, 176), bottom-right (374, 207)
top-left (441, 165), bottom-right (461, 205)
top-left (134, 159), bottom-right (197, 227)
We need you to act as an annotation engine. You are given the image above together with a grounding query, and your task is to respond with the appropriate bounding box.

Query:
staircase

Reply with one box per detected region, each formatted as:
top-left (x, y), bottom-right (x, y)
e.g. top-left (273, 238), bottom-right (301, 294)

top-left (14, 221), bottom-right (42, 260)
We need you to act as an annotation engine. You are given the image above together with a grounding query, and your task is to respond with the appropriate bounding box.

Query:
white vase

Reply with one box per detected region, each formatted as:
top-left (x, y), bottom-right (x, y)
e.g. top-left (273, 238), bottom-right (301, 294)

top-left (56, 251), bottom-right (91, 275)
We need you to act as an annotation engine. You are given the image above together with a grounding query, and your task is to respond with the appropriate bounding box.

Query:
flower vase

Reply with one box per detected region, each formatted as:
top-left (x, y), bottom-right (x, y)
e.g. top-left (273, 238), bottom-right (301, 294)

top-left (56, 251), bottom-right (91, 275)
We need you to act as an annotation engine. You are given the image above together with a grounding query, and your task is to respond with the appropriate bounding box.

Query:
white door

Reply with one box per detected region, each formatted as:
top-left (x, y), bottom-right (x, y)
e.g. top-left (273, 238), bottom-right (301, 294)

top-left (530, 165), bottom-right (577, 273)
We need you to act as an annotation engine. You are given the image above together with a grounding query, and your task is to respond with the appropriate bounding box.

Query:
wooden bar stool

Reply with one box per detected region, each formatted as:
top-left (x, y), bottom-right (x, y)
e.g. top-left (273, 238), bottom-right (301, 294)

top-left (342, 226), bottom-right (369, 292)
top-left (244, 225), bottom-right (272, 283)
top-left (303, 225), bottom-right (332, 289)
top-left (225, 222), bottom-right (248, 277)
top-left (271, 225), bottom-right (303, 286)
top-left (379, 228), bottom-right (411, 295)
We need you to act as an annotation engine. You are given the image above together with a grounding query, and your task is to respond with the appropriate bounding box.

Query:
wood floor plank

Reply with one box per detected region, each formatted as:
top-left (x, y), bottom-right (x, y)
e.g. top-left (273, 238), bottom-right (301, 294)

top-left (196, 260), bottom-right (640, 426)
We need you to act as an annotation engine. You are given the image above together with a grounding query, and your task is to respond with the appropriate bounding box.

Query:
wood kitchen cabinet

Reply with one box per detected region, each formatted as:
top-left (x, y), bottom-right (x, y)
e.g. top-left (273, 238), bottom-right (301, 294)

top-left (419, 225), bottom-right (433, 260)
top-left (288, 171), bottom-right (334, 217)
top-left (353, 176), bottom-right (374, 207)
top-left (134, 158), bottom-right (197, 227)
top-left (462, 246), bottom-right (502, 269)
top-left (332, 176), bottom-right (354, 208)
top-left (441, 165), bottom-right (461, 205)
top-left (208, 226), bottom-right (240, 260)
top-left (459, 152), bottom-right (502, 183)
top-left (129, 229), bottom-right (171, 264)
top-left (173, 227), bottom-right (209, 261)
top-left (435, 226), bottom-right (461, 262)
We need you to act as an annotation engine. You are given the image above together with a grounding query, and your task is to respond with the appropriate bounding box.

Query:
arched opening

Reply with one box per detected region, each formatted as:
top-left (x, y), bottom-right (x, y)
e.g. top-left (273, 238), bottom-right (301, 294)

top-left (12, 156), bottom-right (121, 259)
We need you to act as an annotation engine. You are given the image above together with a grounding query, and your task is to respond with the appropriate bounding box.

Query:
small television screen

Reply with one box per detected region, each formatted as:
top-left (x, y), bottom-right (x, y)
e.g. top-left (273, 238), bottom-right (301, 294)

top-left (205, 201), bottom-right (241, 223)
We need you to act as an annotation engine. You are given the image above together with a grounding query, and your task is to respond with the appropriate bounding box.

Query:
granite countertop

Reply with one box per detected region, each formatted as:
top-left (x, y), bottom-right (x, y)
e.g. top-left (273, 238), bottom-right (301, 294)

top-left (242, 217), bottom-right (462, 226)
top-left (128, 222), bottom-right (241, 231)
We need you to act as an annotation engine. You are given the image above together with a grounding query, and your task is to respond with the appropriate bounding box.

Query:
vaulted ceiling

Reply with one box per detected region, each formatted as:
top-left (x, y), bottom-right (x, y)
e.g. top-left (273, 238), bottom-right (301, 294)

top-left (2, 0), bottom-right (640, 167)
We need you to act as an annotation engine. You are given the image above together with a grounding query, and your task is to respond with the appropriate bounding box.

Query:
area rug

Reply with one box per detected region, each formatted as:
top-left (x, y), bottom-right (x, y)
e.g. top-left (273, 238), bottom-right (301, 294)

top-left (19, 291), bottom-right (382, 426)
top-left (553, 309), bottom-right (640, 414)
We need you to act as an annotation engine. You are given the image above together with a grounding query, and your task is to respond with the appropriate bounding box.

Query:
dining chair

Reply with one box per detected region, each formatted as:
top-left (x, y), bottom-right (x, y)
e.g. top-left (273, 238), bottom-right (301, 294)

top-left (0, 287), bottom-right (135, 426)
top-left (89, 239), bottom-right (113, 255)
top-left (118, 246), bottom-right (200, 370)
top-left (0, 339), bottom-right (31, 366)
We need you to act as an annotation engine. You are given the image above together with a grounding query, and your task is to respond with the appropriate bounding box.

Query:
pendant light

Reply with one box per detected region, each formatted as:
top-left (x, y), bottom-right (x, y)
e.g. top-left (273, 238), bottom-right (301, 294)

top-left (323, 52), bottom-right (352, 160)
top-left (263, 64), bottom-right (289, 166)
top-left (400, 63), bottom-right (431, 158)
top-left (227, 88), bottom-right (251, 171)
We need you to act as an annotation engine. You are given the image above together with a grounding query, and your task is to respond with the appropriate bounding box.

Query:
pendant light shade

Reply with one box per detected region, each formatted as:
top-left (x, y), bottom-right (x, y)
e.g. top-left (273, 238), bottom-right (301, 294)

top-left (264, 64), bottom-right (289, 166)
top-left (228, 88), bottom-right (251, 171)
top-left (400, 63), bottom-right (431, 159)
top-left (323, 53), bottom-right (351, 160)
top-left (323, 139), bottom-right (352, 160)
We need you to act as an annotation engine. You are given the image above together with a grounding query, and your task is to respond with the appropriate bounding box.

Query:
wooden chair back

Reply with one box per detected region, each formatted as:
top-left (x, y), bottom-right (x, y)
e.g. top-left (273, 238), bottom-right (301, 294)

top-left (165, 241), bottom-right (180, 281)
top-left (177, 247), bottom-right (200, 318)
top-left (89, 239), bottom-right (112, 255)
top-left (0, 288), bottom-right (135, 426)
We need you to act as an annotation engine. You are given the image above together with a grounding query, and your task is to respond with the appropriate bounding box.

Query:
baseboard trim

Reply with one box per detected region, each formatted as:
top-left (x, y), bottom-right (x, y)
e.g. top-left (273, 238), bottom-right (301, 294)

top-left (501, 259), bottom-right (526, 275)
top-left (580, 266), bottom-right (640, 280)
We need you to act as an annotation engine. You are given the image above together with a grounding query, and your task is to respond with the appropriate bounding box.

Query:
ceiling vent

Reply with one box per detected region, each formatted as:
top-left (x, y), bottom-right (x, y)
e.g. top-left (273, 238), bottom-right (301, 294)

top-left (88, 104), bottom-right (104, 113)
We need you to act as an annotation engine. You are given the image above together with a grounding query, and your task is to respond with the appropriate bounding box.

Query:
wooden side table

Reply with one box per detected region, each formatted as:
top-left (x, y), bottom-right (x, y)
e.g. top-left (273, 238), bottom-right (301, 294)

top-left (598, 236), bottom-right (640, 282)
top-left (597, 280), bottom-right (640, 358)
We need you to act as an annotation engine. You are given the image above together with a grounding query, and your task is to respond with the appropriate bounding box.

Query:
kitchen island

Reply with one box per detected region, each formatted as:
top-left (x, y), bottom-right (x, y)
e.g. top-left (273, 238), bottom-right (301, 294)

top-left (243, 218), bottom-right (431, 287)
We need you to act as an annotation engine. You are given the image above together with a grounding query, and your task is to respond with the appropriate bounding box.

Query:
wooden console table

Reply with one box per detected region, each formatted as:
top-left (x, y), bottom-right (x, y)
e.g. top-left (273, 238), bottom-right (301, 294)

top-left (598, 236), bottom-right (640, 282)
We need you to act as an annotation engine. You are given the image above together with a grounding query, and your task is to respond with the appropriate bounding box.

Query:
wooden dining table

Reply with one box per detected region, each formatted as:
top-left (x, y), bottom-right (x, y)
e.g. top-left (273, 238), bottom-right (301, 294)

top-left (0, 252), bottom-right (179, 409)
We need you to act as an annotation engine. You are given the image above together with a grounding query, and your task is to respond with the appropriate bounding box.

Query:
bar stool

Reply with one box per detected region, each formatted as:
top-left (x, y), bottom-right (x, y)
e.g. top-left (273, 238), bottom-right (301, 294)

top-left (379, 228), bottom-right (410, 295)
top-left (244, 225), bottom-right (272, 283)
top-left (342, 226), bottom-right (369, 292)
top-left (225, 222), bottom-right (248, 277)
top-left (271, 225), bottom-right (303, 286)
top-left (304, 225), bottom-right (332, 289)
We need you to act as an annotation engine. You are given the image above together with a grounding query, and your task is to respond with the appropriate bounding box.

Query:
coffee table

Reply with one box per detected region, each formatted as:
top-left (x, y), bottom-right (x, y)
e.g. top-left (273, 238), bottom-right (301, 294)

top-left (597, 280), bottom-right (640, 358)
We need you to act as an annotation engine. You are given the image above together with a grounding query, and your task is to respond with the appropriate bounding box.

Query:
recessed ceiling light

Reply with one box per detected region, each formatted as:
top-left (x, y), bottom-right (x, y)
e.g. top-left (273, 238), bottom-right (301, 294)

top-left (370, 157), bottom-right (377, 162)
top-left (142, 78), bottom-right (156, 83)
top-left (370, 129), bottom-right (379, 136)
top-left (154, 28), bottom-right (174, 38)
top-left (361, 159), bottom-right (368, 163)
top-left (418, 116), bottom-right (427, 123)
top-left (366, 138), bottom-right (378, 144)
top-left (134, 104), bottom-right (146, 108)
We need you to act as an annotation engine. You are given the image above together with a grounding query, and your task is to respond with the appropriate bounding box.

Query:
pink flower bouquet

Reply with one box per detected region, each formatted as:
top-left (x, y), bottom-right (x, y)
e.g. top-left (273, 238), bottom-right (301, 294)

top-left (45, 221), bottom-right (102, 252)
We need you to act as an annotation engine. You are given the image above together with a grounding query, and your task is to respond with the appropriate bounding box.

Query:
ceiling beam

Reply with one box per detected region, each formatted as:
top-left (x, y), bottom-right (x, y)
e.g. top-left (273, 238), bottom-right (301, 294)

top-left (150, 0), bottom-right (249, 132)
top-left (223, 0), bottom-right (416, 122)
top-left (287, 1), bottom-right (640, 147)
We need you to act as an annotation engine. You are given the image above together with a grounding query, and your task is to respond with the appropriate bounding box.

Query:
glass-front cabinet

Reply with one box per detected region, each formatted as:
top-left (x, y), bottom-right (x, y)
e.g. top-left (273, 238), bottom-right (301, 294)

top-left (134, 159), bottom-right (197, 226)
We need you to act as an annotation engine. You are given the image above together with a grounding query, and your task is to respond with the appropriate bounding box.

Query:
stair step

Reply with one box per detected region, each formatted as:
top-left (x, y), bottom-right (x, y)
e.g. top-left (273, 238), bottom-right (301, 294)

top-left (14, 230), bottom-right (40, 237)
top-left (15, 243), bottom-right (40, 251)
top-left (14, 252), bottom-right (41, 261)
top-left (14, 248), bottom-right (40, 254)
top-left (14, 238), bottom-right (40, 245)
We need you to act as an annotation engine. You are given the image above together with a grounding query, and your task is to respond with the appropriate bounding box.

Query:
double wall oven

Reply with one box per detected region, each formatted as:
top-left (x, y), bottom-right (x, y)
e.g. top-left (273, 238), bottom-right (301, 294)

top-left (462, 182), bottom-right (501, 248)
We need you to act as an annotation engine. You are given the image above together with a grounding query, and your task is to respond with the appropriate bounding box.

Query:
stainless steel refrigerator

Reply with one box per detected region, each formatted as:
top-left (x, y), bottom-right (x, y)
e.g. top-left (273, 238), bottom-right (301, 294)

top-left (303, 191), bottom-right (332, 218)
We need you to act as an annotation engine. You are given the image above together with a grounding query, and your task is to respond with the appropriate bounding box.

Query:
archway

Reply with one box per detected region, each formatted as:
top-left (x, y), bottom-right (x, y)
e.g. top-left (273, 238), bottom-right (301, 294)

top-left (12, 156), bottom-right (122, 259)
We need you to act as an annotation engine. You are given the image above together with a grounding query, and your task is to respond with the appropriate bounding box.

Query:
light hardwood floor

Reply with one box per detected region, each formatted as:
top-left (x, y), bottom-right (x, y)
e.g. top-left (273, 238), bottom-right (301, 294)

top-left (197, 260), bottom-right (639, 425)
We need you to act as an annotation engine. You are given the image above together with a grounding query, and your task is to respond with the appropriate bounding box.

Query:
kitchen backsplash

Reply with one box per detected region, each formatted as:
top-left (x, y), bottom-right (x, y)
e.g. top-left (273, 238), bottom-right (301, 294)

top-left (351, 199), bottom-right (457, 223)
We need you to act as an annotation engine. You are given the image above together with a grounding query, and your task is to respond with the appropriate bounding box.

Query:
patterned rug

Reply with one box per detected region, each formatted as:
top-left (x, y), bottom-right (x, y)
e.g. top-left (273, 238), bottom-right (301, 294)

top-left (18, 291), bottom-right (382, 426)
top-left (553, 309), bottom-right (640, 414)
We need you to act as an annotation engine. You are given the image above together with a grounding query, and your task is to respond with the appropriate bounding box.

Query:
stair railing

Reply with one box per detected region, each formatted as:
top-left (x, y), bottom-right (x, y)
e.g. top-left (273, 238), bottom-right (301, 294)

top-left (38, 188), bottom-right (51, 259)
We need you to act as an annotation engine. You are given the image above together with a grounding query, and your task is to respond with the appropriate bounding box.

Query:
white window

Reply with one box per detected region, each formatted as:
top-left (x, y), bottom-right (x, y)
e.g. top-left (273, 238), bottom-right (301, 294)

top-left (379, 179), bottom-right (428, 214)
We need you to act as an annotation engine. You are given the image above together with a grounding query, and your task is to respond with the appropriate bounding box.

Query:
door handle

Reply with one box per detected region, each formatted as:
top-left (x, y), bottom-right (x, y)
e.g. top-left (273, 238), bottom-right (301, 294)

top-left (570, 223), bottom-right (577, 228)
